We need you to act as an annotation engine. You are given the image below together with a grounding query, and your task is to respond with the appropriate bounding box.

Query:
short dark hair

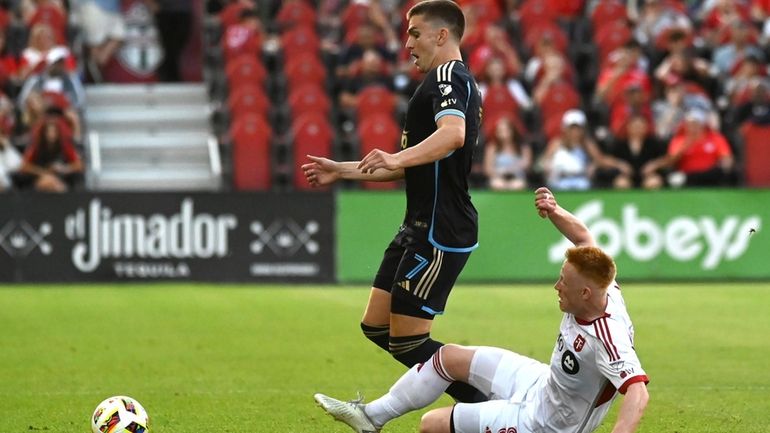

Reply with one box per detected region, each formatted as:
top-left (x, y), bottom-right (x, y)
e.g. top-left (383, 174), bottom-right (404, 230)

top-left (407, 0), bottom-right (465, 41)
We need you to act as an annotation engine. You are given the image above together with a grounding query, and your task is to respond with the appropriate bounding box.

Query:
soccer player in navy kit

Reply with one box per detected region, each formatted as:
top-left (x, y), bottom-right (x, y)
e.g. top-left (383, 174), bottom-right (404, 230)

top-left (302, 0), bottom-right (484, 402)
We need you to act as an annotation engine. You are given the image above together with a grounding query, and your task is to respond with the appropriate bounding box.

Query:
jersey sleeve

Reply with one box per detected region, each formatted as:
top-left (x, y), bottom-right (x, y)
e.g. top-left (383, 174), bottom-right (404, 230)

top-left (428, 61), bottom-right (470, 123)
top-left (593, 317), bottom-right (649, 394)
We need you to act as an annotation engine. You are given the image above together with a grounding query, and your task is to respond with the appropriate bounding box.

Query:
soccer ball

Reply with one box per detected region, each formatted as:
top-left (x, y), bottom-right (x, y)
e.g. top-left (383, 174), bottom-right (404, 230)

top-left (91, 395), bottom-right (149, 433)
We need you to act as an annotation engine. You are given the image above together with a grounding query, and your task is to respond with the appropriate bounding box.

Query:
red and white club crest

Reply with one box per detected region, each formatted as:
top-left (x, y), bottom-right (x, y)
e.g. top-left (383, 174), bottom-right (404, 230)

top-left (573, 334), bottom-right (586, 352)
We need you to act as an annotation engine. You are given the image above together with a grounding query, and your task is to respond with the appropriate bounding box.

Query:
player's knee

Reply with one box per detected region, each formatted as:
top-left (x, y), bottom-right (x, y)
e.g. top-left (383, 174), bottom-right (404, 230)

top-left (360, 322), bottom-right (390, 352)
top-left (440, 344), bottom-right (474, 382)
top-left (419, 409), bottom-right (452, 433)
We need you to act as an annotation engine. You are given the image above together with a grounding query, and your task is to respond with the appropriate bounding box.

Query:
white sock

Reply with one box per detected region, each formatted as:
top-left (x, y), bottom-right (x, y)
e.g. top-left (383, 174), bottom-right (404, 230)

top-left (365, 348), bottom-right (454, 428)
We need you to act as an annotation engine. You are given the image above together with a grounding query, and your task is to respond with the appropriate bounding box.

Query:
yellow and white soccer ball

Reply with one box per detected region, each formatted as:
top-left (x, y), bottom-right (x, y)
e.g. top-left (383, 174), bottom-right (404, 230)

top-left (91, 395), bottom-right (149, 433)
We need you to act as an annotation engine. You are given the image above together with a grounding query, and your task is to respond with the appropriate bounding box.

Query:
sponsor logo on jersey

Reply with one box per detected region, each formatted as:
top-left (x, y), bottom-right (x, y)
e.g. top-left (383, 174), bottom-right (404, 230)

top-left (440, 98), bottom-right (457, 108)
top-left (438, 83), bottom-right (453, 96)
top-left (573, 334), bottom-right (586, 352)
top-left (484, 427), bottom-right (517, 433)
top-left (557, 333), bottom-right (565, 351)
top-left (400, 130), bottom-right (408, 149)
top-left (620, 368), bottom-right (635, 379)
top-left (396, 280), bottom-right (410, 291)
top-left (561, 350), bottom-right (580, 375)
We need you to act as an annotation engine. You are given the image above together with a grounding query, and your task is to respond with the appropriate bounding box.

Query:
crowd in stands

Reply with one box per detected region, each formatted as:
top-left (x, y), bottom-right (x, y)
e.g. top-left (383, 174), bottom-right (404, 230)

top-left (0, 0), bottom-right (197, 193)
top-left (209, 0), bottom-right (770, 192)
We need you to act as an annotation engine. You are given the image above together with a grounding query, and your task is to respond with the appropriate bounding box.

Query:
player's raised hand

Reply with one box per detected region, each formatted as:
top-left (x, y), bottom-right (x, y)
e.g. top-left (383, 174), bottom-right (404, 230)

top-left (302, 155), bottom-right (340, 187)
top-left (534, 187), bottom-right (556, 219)
top-left (358, 149), bottom-right (399, 174)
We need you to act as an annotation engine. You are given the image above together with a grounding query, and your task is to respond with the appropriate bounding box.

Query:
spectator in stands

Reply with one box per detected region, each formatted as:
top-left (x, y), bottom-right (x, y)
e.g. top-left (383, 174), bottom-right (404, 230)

top-left (18, 46), bottom-right (86, 111)
top-left (478, 56), bottom-right (531, 111)
top-left (18, 115), bottom-right (82, 192)
top-left (595, 39), bottom-right (650, 109)
top-left (607, 114), bottom-right (666, 189)
top-left (20, 0), bottom-right (67, 44)
top-left (712, 21), bottom-right (764, 77)
top-left (652, 75), bottom-right (717, 141)
top-left (654, 49), bottom-right (716, 97)
top-left (0, 127), bottom-right (21, 191)
top-left (338, 48), bottom-right (393, 113)
top-left (483, 116), bottom-right (531, 191)
top-left (541, 110), bottom-right (618, 190)
top-left (336, 22), bottom-right (397, 81)
top-left (466, 24), bottom-right (521, 81)
top-left (731, 78), bottom-right (770, 126)
top-left (609, 81), bottom-right (653, 139)
top-left (645, 109), bottom-right (735, 187)
top-left (148, 0), bottom-right (193, 82)
top-left (524, 33), bottom-right (568, 87)
top-left (18, 23), bottom-right (74, 80)
top-left (631, 0), bottom-right (692, 50)
top-left (0, 29), bottom-right (20, 95)
top-left (532, 53), bottom-right (570, 105)
top-left (699, 0), bottom-right (751, 50)
top-left (222, 8), bottom-right (263, 62)
top-left (0, 93), bottom-right (14, 137)
top-left (77, 0), bottom-right (125, 76)
top-left (724, 53), bottom-right (767, 105)
top-left (217, 0), bottom-right (257, 31)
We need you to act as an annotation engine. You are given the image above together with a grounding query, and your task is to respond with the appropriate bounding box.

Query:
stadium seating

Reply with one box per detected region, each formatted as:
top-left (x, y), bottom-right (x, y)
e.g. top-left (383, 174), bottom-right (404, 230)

top-left (740, 122), bottom-right (770, 187)
top-left (357, 113), bottom-right (401, 190)
top-left (230, 114), bottom-right (273, 191)
top-left (291, 113), bottom-right (334, 189)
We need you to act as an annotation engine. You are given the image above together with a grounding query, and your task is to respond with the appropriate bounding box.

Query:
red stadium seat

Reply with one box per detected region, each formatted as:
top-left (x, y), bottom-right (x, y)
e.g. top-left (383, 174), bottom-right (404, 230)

top-left (280, 26), bottom-right (321, 58)
top-left (276, 0), bottom-right (317, 30)
top-left (594, 21), bottom-right (632, 62)
top-left (356, 86), bottom-right (397, 121)
top-left (523, 21), bottom-right (569, 54)
top-left (740, 122), bottom-right (770, 187)
top-left (222, 24), bottom-right (263, 62)
top-left (288, 84), bottom-right (332, 118)
top-left (225, 55), bottom-right (267, 91)
top-left (518, 0), bottom-right (558, 32)
top-left (591, 0), bottom-right (627, 36)
top-left (228, 85), bottom-right (270, 118)
top-left (482, 83), bottom-right (519, 123)
top-left (230, 114), bottom-right (273, 190)
top-left (284, 52), bottom-right (327, 89)
top-left (357, 114), bottom-right (401, 190)
top-left (341, 2), bottom-right (371, 40)
top-left (292, 113), bottom-right (334, 189)
top-left (539, 81), bottom-right (581, 139)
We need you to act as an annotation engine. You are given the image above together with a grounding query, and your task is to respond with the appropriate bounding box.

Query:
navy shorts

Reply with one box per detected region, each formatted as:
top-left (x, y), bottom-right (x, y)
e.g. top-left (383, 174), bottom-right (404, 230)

top-left (373, 224), bottom-right (471, 319)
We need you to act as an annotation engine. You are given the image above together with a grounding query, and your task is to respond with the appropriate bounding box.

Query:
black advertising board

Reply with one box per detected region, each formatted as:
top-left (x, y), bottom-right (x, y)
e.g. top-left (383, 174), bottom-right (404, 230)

top-left (0, 192), bottom-right (335, 282)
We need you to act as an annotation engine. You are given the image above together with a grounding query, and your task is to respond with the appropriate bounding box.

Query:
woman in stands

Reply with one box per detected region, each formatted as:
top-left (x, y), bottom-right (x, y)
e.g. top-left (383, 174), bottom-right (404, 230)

top-left (18, 115), bottom-right (82, 192)
top-left (483, 116), bottom-right (531, 191)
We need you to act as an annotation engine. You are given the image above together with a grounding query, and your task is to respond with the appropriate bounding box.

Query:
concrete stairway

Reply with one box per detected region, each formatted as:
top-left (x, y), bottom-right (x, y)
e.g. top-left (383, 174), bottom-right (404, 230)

top-left (84, 83), bottom-right (221, 191)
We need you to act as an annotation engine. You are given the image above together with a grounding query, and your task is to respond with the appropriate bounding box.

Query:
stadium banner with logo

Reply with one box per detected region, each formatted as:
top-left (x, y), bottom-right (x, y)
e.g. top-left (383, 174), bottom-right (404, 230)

top-left (338, 189), bottom-right (770, 282)
top-left (0, 192), bottom-right (334, 282)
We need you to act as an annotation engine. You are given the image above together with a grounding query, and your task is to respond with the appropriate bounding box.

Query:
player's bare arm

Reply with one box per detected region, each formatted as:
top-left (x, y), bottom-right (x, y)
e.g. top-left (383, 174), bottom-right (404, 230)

top-left (357, 115), bottom-right (465, 174)
top-left (610, 382), bottom-right (649, 433)
top-left (302, 155), bottom-right (405, 187)
top-left (534, 187), bottom-right (595, 247)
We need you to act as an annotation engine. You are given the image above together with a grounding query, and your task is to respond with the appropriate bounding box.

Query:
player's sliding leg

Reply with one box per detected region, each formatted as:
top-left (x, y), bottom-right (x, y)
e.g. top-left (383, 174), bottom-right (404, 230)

top-left (315, 345), bottom-right (462, 432)
top-left (389, 310), bottom-right (487, 403)
top-left (361, 288), bottom-right (391, 351)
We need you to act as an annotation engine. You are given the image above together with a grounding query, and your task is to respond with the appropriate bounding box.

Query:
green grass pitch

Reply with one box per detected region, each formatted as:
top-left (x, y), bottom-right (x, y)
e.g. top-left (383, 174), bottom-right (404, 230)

top-left (1, 282), bottom-right (769, 433)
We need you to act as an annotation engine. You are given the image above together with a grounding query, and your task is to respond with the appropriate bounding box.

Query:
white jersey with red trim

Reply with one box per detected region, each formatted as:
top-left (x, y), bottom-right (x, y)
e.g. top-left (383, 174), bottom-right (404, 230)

top-left (526, 282), bottom-right (649, 433)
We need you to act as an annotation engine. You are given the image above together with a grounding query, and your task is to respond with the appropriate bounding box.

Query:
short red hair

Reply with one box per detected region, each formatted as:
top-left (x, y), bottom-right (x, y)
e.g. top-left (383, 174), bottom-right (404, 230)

top-left (565, 246), bottom-right (616, 289)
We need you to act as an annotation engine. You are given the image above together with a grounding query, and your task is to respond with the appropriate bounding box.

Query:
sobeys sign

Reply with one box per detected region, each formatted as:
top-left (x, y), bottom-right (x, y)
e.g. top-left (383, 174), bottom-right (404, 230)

top-left (338, 190), bottom-right (770, 282)
top-left (548, 200), bottom-right (761, 270)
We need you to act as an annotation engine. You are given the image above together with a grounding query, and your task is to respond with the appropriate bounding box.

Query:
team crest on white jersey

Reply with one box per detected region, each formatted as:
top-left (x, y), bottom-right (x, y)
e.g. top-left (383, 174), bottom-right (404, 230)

top-left (573, 334), bottom-right (586, 352)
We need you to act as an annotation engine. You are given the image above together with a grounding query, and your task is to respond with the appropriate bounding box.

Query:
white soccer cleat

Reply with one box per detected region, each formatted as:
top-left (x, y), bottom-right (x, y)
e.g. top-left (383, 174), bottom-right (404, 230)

top-left (314, 393), bottom-right (380, 433)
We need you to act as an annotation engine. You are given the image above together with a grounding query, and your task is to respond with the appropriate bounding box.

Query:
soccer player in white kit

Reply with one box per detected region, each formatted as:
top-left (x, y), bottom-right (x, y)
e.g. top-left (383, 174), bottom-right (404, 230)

top-left (315, 187), bottom-right (650, 433)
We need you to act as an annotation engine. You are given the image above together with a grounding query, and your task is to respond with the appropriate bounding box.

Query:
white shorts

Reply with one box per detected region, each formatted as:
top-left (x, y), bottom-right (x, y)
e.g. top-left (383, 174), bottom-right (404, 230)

top-left (452, 347), bottom-right (548, 433)
top-left (78, 1), bottom-right (126, 46)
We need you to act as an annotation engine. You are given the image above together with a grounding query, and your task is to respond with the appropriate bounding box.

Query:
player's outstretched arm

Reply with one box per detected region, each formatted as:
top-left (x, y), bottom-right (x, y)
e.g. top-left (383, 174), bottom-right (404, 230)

top-left (610, 382), bottom-right (649, 433)
top-left (357, 115), bottom-right (465, 174)
top-left (302, 155), bottom-right (405, 187)
top-left (534, 187), bottom-right (595, 247)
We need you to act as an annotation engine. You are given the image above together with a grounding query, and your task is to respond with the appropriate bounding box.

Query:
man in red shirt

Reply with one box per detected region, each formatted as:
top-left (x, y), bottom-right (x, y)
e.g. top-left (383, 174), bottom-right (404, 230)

top-left (644, 109), bottom-right (734, 186)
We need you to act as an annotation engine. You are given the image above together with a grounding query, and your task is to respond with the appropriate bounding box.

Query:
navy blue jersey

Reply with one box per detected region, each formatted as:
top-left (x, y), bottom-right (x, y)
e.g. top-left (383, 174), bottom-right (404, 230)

top-left (400, 60), bottom-right (481, 252)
